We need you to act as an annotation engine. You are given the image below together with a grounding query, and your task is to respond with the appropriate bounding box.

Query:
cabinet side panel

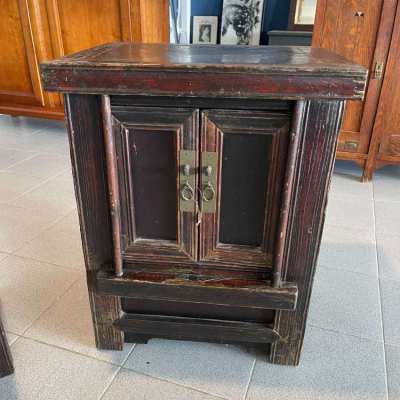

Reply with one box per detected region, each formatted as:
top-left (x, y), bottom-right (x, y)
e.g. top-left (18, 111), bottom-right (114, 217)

top-left (270, 99), bottom-right (344, 366)
top-left (64, 94), bottom-right (123, 349)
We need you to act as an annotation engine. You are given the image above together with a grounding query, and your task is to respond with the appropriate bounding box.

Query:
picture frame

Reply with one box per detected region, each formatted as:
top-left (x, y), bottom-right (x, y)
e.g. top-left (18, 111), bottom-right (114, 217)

top-left (221, 0), bottom-right (265, 45)
top-left (288, 0), bottom-right (316, 31)
top-left (192, 16), bottom-right (218, 45)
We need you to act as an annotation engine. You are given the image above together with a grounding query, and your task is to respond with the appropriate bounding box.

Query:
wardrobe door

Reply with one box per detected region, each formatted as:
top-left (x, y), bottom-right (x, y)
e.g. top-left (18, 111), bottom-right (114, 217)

top-left (312, 0), bottom-right (387, 156)
top-left (373, 4), bottom-right (400, 164)
top-left (110, 106), bottom-right (199, 266)
top-left (199, 110), bottom-right (289, 270)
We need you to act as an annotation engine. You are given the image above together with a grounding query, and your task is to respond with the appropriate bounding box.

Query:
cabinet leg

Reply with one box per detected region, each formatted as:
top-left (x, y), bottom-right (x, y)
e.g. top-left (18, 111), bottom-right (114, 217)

top-left (88, 291), bottom-right (123, 351)
top-left (270, 100), bottom-right (345, 366)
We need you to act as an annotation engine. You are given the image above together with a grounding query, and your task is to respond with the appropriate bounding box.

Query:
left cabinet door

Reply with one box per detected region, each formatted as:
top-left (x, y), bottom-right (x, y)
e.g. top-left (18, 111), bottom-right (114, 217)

top-left (110, 106), bottom-right (199, 266)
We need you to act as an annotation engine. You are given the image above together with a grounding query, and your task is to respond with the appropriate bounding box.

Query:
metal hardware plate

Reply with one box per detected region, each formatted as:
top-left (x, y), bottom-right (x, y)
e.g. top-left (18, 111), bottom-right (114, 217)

top-left (201, 152), bottom-right (218, 213)
top-left (179, 150), bottom-right (196, 212)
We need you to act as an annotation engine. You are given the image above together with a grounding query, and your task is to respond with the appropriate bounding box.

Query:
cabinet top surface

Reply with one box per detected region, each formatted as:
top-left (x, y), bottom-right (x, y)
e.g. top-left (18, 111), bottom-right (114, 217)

top-left (41, 43), bottom-right (367, 100)
top-left (43, 42), bottom-right (366, 76)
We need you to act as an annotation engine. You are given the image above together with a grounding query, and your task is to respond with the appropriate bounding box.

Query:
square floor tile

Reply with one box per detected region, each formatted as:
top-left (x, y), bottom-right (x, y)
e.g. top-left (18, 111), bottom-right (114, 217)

top-left (25, 279), bottom-right (133, 365)
top-left (0, 148), bottom-right (37, 170)
top-left (386, 344), bottom-right (400, 400)
top-left (247, 326), bottom-right (387, 400)
top-left (0, 204), bottom-right (60, 253)
top-left (319, 225), bottom-right (377, 277)
top-left (0, 171), bottom-right (44, 204)
top-left (0, 337), bottom-right (118, 400)
top-left (330, 173), bottom-right (373, 200)
top-left (0, 254), bottom-right (79, 334)
top-left (377, 236), bottom-right (400, 282)
top-left (12, 175), bottom-right (76, 219)
top-left (7, 153), bottom-right (70, 180)
top-left (325, 197), bottom-right (374, 234)
top-left (124, 339), bottom-right (256, 400)
top-left (380, 279), bottom-right (400, 347)
top-left (374, 166), bottom-right (400, 202)
top-left (375, 201), bottom-right (400, 239)
top-left (102, 369), bottom-right (220, 400)
top-left (309, 267), bottom-right (383, 341)
top-left (15, 219), bottom-right (84, 270)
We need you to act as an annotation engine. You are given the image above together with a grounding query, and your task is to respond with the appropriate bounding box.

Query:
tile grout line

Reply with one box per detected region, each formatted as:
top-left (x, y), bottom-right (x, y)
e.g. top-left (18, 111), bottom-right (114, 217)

top-left (18, 274), bottom-right (82, 339)
top-left (8, 249), bottom-right (85, 273)
top-left (307, 323), bottom-right (385, 344)
top-left (6, 204), bottom-right (77, 256)
top-left (118, 367), bottom-right (230, 400)
top-left (242, 356), bottom-right (256, 400)
top-left (1, 151), bottom-right (41, 172)
top-left (6, 165), bottom-right (71, 204)
top-left (317, 262), bottom-right (379, 279)
top-left (97, 366), bottom-right (122, 400)
top-left (373, 178), bottom-right (390, 400)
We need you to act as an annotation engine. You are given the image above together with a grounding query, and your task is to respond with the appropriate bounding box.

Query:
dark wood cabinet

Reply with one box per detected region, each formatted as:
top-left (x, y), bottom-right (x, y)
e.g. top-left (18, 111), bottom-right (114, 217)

top-left (41, 43), bottom-right (366, 366)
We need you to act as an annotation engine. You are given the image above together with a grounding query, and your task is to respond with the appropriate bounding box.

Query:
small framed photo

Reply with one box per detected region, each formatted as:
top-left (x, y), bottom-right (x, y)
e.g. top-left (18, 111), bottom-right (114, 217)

top-left (192, 16), bottom-right (218, 45)
top-left (221, 0), bottom-right (265, 45)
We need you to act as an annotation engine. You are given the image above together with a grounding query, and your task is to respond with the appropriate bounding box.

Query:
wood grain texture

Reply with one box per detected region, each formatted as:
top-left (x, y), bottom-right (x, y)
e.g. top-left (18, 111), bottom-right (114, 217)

top-left (0, 311), bottom-right (13, 378)
top-left (0, 0), bottom-right (169, 119)
top-left (200, 110), bottom-right (289, 269)
top-left (365, 1), bottom-right (400, 179)
top-left (40, 43), bottom-right (367, 99)
top-left (64, 94), bottom-right (123, 349)
top-left (116, 313), bottom-right (280, 344)
top-left (96, 268), bottom-right (298, 311)
top-left (270, 99), bottom-right (345, 366)
top-left (313, 0), bottom-right (399, 178)
top-left (111, 106), bottom-right (199, 265)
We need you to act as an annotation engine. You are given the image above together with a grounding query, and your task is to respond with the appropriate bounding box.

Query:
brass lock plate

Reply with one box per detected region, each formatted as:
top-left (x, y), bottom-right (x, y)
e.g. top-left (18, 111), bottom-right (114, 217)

top-left (201, 152), bottom-right (218, 213)
top-left (179, 150), bottom-right (196, 212)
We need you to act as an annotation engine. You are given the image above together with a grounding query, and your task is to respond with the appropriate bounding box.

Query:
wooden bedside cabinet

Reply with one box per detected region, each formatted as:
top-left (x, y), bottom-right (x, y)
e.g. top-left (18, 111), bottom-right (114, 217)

top-left (40, 43), bottom-right (367, 366)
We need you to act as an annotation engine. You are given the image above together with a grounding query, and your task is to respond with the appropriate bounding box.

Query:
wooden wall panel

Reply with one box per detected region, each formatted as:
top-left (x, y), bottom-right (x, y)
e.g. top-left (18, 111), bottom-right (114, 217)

top-left (0, 0), bottom-right (43, 106)
top-left (0, 0), bottom-right (169, 119)
top-left (130, 0), bottom-right (170, 43)
top-left (47, 0), bottom-right (125, 56)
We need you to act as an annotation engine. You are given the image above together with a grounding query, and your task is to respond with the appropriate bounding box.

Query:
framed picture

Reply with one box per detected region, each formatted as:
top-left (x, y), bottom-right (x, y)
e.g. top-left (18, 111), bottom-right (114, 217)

top-left (221, 0), bottom-right (264, 45)
top-left (192, 16), bottom-right (218, 44)
top-left (288, 0), bottom-right (316, 31)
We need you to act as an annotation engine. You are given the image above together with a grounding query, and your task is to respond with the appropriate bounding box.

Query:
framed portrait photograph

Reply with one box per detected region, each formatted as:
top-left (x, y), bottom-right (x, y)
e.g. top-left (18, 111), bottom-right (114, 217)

top-left (192, 16), bottom-right (218, 44)
top-left (221, 0), bottom-right (265, 45)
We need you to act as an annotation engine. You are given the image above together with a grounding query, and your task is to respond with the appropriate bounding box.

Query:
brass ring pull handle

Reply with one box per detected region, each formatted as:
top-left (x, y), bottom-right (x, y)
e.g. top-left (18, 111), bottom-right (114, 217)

top-left (181, 181), bottom-right (195, 201)
top-left (202, 182), bottom-right (215, 202)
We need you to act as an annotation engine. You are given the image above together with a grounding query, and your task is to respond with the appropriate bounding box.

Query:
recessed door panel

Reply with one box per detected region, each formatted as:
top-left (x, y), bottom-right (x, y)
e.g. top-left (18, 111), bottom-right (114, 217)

top-left (219, 133), bottom-right (271, 246)
top-left (111, 106), bottom-right (199, 265)
top-left (199, 110), bottom-right (289, 269)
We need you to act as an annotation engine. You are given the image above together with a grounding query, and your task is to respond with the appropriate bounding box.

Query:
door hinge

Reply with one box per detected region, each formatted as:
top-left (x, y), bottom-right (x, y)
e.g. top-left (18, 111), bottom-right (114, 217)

top-left (374, 62), bottom-right (384, 79)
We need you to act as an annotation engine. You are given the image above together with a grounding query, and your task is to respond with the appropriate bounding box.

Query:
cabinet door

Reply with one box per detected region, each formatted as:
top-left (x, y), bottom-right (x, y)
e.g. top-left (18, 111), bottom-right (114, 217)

top-left (111, 107), bottom-right (199, 265)
top-left (199, 110), bottom-right (289, 269)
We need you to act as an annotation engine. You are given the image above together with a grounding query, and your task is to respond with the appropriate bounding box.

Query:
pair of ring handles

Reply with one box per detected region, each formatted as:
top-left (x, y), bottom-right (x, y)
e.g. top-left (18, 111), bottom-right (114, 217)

top-left (181, 164), bottom-right (215, 203)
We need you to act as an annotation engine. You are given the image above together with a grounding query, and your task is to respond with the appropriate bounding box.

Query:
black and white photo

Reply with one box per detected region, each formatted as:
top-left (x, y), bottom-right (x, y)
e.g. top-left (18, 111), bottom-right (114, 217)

top-left (221, 0), bottom-right (264, 45)
top-left (192, 16), bottom-right (218, 44)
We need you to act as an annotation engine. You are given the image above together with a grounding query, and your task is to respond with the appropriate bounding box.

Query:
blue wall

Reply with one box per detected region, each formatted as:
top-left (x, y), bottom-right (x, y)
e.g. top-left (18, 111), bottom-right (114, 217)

top-left (190, 0), bottom-right (290, 44)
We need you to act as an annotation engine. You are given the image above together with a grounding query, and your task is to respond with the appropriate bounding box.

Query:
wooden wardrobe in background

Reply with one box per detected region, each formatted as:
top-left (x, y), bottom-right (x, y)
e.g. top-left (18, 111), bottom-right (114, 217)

top-left (313, 0), bottom-right (400, 180)
top-left (0, 0), bottom-right (169, 120)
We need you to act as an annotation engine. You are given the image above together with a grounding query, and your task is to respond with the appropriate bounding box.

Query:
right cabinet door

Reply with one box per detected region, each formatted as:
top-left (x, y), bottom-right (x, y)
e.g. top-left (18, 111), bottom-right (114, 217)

top-left (199, 110), bottom-right (289, 270)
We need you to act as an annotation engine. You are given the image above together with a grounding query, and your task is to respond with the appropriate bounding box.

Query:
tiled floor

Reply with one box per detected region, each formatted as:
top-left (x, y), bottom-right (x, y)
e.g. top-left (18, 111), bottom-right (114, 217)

top-left (0, 114), bottom-right (399, 400)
